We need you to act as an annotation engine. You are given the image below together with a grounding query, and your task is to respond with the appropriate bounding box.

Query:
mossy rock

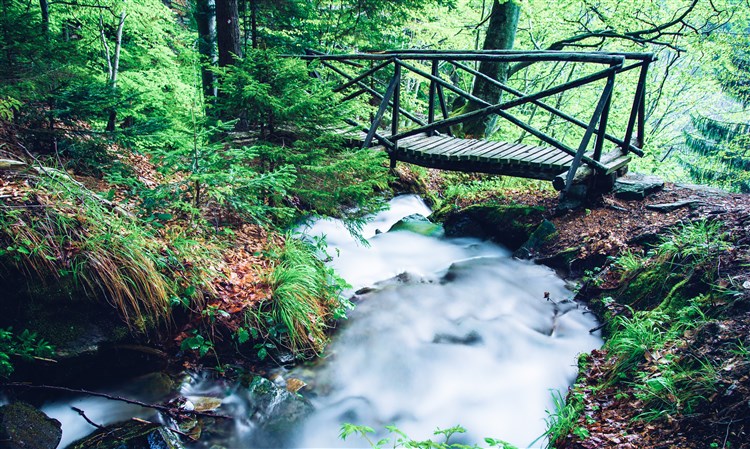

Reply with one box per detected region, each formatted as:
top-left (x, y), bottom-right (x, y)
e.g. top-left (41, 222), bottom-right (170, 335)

top-left (616, 260), bottom-right (709, 313)
top-left (514, 219), bottom-right (558, 259)
top-left (69, 420), bottom-right (183, 449)
top-left (0, 402), bottom-right (62, 449)
top-left (387, 214), bottom-right (444, 237)
top-left (438, 203), bottom-right (545, 250)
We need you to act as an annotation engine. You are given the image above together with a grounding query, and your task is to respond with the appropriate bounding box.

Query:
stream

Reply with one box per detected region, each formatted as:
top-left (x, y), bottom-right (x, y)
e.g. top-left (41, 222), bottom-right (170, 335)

top-left (39, 195), bottom-right (602, 448)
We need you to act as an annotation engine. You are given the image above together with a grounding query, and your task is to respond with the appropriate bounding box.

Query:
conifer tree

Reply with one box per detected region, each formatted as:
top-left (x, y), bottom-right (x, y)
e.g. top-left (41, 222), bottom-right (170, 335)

top-left (681, 29), bottom-right (750, 192)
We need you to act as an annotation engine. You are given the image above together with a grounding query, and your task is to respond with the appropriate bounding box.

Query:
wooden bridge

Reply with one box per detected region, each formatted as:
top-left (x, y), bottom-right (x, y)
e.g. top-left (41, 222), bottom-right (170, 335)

top-left (299, 50), bottom-right (654, 194)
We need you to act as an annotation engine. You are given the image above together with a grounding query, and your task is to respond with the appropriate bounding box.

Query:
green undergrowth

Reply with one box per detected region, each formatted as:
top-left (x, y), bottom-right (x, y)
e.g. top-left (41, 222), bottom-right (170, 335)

top-left (547, 219), bottom-right (742, 445)
top-left (340, 423), bottom-right (518, 449)
top-left (0, 173), bottom-right (218, 332)
top-left (0, 327), bottom-right (54, 377)
top-left (433, 173), bottom-right (553, 212)
top-left (243, 235), bottom-right (352, 358)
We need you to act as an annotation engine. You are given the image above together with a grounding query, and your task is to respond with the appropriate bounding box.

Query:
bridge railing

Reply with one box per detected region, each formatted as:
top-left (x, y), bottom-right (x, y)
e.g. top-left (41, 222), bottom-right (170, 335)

top-left (299, 50), bottom-right (653, 186)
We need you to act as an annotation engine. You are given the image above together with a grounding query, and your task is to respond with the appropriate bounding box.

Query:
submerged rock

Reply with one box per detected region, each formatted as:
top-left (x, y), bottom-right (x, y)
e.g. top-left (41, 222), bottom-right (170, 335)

top-left (0, 402), bottom-right (62, 449)
top-left (387, 213), bottom-right (444, 237)
top-left (69, 420), bottom-right (183, 449)
top-left (246, 375), bottom-right (314, 444)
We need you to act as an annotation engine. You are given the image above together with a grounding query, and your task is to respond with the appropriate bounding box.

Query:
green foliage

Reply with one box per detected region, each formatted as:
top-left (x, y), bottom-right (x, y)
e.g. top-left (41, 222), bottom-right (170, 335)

top-left (634, 355), bottom-right (719, 421)
top-left (340, 423), bottom-right (517, 449)
top-left (180, 329), bottom-right (215, 358)
top-left (679, 23), bottom-right (750, 192)
top-left (543, 388), bottom-right (587, 446)
top-left (242, 235), bottom-right (351, 357)
top-left (213, 50), bottom-right (390, 223)
top-left (216, 50), bottom-right (349, 136)
top-left (0, 327), bottom-right (55, 378)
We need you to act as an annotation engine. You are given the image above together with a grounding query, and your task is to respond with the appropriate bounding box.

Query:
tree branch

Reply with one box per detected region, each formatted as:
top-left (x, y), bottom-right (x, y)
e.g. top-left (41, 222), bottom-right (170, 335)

top-left (1, 383), bottom-right (232, 420)
top-left (508, 0), bottom-right (700, 77)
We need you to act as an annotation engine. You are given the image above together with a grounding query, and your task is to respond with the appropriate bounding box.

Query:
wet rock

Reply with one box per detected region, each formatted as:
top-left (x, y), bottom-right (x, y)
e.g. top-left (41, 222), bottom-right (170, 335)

top-left (535, 247), bottom-right (580, 275)
top-left (69, 420), bottom-right (183, 449)
top-left (387, 213), bottom-right (444, 237)
top-left (438, 203), bottom-right (545, 250)
top-left (514, 219), bottom-right (558, 259)
top-left (0, 402), bottom-right (62, 449)
top-left (185, 396), bottom-right (223, 412)
top-left (432, 331), bottom-right (483, 346)
top-left (246, 376), bottom-right (313, 442)
top-left (613, 173), bottom-right (664, 200)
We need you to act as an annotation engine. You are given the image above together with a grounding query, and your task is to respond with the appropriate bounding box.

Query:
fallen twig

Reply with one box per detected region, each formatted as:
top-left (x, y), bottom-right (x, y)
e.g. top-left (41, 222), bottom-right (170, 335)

top-left (1, 382), bottom-right (232, 420)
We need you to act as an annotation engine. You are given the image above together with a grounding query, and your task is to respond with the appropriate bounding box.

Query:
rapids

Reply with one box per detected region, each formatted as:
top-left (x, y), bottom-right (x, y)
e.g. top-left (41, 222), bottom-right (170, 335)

top-left (32, 194), bottom-right (601, 448)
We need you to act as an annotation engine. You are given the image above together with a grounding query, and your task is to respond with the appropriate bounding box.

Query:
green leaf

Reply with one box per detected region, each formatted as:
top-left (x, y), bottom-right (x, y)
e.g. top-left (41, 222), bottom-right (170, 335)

top-left (236, 327), bottom-right (250, 344)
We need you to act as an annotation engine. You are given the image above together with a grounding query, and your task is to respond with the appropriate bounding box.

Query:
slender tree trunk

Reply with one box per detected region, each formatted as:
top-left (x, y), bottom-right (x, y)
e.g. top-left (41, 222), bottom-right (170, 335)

top-left (457, 0), bottom-right (520, 138)
top-left (215, 0), bottom-right (242, 67)
top-left (39, 0), bottom-right (49, 35)
top-left (250, 0), bottom-right (257, 49)
top-left (195, 0), bottom-right (217, 99)
top-left (102, 9), bottom-right (126, 132)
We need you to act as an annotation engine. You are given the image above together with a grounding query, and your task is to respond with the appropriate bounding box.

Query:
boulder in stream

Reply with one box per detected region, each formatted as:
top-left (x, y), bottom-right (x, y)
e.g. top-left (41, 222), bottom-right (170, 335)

top-left (69, 419), bottom-right (184, 449)
top-left (0, 402), bottom-right (62, 449)
top-left (387, 213), bottom-right (444, 237)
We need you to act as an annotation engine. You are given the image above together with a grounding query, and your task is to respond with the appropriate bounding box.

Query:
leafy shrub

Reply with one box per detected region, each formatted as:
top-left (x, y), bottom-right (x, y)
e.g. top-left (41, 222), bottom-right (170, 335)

top-left (0, 327), bottom-right (54, 377)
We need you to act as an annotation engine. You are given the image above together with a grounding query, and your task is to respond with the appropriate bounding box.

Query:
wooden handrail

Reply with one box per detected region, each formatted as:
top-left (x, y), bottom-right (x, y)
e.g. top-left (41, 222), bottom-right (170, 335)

top-left (300, 49), bottom-right (653, 175)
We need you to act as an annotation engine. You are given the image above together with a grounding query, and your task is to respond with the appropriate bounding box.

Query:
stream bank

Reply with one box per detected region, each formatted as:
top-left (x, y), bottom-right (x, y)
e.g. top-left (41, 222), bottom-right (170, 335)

top-left (436, 174), bottom-right (750, 448)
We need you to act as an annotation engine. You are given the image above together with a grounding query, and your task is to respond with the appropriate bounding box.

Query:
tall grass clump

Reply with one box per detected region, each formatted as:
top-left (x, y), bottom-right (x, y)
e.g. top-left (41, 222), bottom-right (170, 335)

top-left (264, 235), bottom-right (350, 355)
top-left (0, 173), bottom-right (217, 330)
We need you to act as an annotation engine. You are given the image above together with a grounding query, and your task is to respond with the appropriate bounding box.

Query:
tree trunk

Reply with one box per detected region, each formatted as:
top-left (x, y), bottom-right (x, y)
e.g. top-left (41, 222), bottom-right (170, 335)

top-left (457, 0), bottom-right (520, 138)
top-left (104, 9), bottom-right (126, 132)
top-left (215, 0), bottom-right (242, 67)
top-left (250, 0), bottom-right (258, 49)
top-left (39, 0), bottom-right (49, 35)
top-left (195, 0), bottom-right (217, 99)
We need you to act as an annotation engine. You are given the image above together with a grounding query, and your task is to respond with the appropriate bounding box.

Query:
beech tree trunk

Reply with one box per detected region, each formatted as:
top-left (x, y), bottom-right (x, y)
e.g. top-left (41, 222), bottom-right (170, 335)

top-left (215, 0), bottom-right (242, 67)
top-left (457, 0), bottom-right (520, 138)
top-left (105, 10), bottom-right (126, 132)
top-left (195, 0), bottom-right (217, 99)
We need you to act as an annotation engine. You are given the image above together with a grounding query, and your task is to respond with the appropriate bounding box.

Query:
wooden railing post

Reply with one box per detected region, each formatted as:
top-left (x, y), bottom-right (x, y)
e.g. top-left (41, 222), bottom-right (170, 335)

top-left (563, 71), bottom-right (616, 193)
top-left (391, 61), bottom-right (402, 167)
top-left (623, 60), bottom-right (649, 152)
top-left (428, 60), bottom-right (438, 136)
top-left (593, 87), bottom-right (612, 161)
top-left (362, 58), bottom-right (398, 150)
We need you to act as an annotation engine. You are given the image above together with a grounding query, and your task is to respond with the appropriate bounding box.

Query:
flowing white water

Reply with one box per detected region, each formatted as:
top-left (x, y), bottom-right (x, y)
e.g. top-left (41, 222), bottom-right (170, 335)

top-left (28, 195), bottom-right (600, 448)
top-left (284, 195), bottom-right (602, 448)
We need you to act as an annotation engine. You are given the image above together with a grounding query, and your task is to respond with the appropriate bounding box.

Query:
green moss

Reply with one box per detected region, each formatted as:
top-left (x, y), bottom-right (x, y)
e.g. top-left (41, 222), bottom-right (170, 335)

top-left (439, 202), bottom-right (545, 249)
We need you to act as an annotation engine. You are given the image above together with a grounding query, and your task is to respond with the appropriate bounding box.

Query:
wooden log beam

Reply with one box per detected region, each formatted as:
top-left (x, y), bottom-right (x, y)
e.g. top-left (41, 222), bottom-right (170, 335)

top-left (552, 150), bottom-right (631, 191)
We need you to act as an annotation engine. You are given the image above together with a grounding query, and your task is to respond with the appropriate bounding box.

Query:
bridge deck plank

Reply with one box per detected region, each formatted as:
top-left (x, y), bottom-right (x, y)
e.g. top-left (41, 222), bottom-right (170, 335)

top-left (352, 132), bottom-right (624, 180)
